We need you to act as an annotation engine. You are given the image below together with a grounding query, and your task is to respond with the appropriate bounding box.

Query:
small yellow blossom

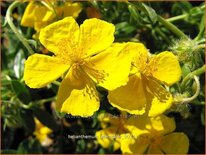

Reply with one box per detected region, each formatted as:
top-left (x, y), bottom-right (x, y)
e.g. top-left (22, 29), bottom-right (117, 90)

top-left (120, 115), bottom-right (189, 154)
top-left (24, 17), bottom-right (135, 117)
top-left (34, 118), bottom-right (52, 146)
top-left (108, 43), bottom-right (182, 116)
top-left (21, 1), bottom-right (82, 38)
top-left (95, 113), bottom-right (130, 151)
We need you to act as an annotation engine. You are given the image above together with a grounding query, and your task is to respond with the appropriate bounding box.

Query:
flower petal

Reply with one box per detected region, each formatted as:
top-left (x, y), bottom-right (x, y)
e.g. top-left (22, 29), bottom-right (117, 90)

top-left (108, 75), bottom-right (146, 115)
top-left (86, 43), bottom-right (135, 91)
top-left (57, 78), bottom-right (100, 117)
top-left (95, 127), bottom-right (120, 151)
top-left (131, 43), bottom-right (149, 74)
top-left (56, 66), bottom-right (91, 112)
top-left (23, 54), bottom-right (69, 88)
top-left (120, 133), bottom-right (149, 154)
top-left (39, 17), bottom-right (79, 55)
top-left (150, 115), bottom-right (176, 135)
top-left (160, 133), bottom-right (189, 154)
top-left (148, 51), bottom-right (181, 86)
top-left (57, 2), bottom-right (82, 18)
top-left (143, 77), bottom-right (173, 117)
top-left (147, 144), bottom-right (163, 154)
top-left (79, 18), bottom-right (115, 57)
top-left (21, 2), bottom-right (47, 27)
top-left (126, 115), bottom-right (175, 136)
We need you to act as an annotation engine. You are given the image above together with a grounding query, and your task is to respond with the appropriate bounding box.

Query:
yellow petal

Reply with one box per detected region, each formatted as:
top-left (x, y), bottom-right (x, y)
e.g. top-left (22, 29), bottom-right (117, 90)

top-left (23, 54), bottom-right (69, 88)
top-left (108, 75), bottom-right (146, 115)
top-left (130, 43), bottom-right (149, 74)
top-left (126, 115), bottom-right (175, 136)
top-left (147, 144), bottom-right (163, 154)
top-left (56, 68), bottom-right (86, 111)
top-left (41, 11), bottom-right (54, 22)
top-left (79, 18), bottom-right (115, 57)
top-left (126, 116), bottom-right (152, 138)
top-left (56, 2), bottom-right (82, 19)
top-left (57, 78), bottom-right (100, 117)
top-left (21, 2), bottom-right (47, 27)
top-left (148, 51), bottom-right (182, 86)
top-left (39, 17), bottom-right (79, 55)
top-left (160, 133), bottom-right (189, 154)
top-left (143, 77), bottom-right (174, 117)
top-left (95, 127), bottom-right (120, 151)
top-left (87, 43), bottom-right (135, 91)
top-left (150, 115), bottom-right (176, 135)
top-left (120, 133), bottom-right (149, 154)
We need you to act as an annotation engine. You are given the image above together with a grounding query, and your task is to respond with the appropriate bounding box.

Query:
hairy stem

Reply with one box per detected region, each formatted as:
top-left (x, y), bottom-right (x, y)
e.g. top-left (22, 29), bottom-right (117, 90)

top-left (157, 15), bottom-right (188, 38)
top-left (6, 1), bottom-right (34, 55)
top-left (181, 65), bottom-right (205, 89)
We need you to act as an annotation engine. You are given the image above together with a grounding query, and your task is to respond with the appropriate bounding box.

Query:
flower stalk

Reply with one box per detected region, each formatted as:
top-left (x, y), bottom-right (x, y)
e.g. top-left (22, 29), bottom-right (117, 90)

top-left (181, 65), bottom-right (205, 89)
top-left (6, 1), bottom-right (34, 55)
top-left (157, 15), bottom-right (188, 38)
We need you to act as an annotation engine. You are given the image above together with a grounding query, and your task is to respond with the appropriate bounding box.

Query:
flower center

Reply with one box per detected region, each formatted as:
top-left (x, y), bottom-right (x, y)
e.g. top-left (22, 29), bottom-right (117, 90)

top-left (57, 39), bottom-right (85, 65)
top-left (57, 39), bottom-right (107, 100)
top-left (143, 58), bottom-right (159, 77)
top-left (82, 60), bottom-right (108, 84)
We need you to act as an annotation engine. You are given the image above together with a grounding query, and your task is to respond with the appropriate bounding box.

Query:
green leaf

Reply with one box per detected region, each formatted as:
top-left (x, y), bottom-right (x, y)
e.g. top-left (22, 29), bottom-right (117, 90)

top-left (20, 109), bottom-right (35, 133)
top-left (177, 1), bottom-right (192, 12)
top-left (142, 3), bottom-right (157, 24)
top-left (195, 11), bottom-right (205, 41)
top-left (98, 148), bottom-right (105, 154)
top-left (171, 2), bottom-right (192, 15)
top-left (1, 149), bottom-right (17, 154)
top-left (75, 139), bottom-right (86, 153)
top-left (11, 80), bottom-right (31, 104)
top-left (115, 22), bottom-right (136, 34)
top-left (1, 16), bottom-right (7, 28)
top-left (136, 3), bottom-right (157, 24)
top-left (182, 64), bottom-right (191, 78)
top-left (17, 138), bottom-right (42, 154)
top-left (33, 108), bottom-right (59, 131)
top-left (14, 49), bottom-right (25, 79)
top-left (128, 4), bottom-right (140, 21)
top-left (27, 39), bottom-right (38, 49)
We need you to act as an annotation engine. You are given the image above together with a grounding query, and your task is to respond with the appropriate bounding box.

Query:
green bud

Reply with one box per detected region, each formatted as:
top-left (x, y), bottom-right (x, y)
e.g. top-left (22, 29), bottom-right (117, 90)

top-left (169, 37), bottom-right (197, 63)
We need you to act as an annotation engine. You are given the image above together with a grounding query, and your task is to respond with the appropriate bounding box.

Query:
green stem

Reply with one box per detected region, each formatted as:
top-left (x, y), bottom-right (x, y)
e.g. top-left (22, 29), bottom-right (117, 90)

top-left (181, 76), bottom-right (200, 104)
top-left (38, 97), bottom-right (55, 105)
top-left (167, 14), bottom-right (188, 22)
top-left (6, 1), bottom-right (34, 55)
top-left (196, 38), bottom-right (205, 44)
top-left (181, 65), bottom-right (205, 89)
top-left (52, 81), bottom-right (61, 86)
top-left (157, 15), bottom-right (188, 38)
top-left (155, 28), bottom-right (171, 44)
top-left (193, 44), bottom-right (205, 51)
top-left (167, 4), bottom-right (205, 23)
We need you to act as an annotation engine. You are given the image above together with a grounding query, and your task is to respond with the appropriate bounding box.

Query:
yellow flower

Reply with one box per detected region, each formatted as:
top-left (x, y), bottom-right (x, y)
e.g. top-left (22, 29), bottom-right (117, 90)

top-left (108, 43), bottom-right (182, 117)
top-left (20, 1), bottom-right (82, 38)
top-left (95, 113), bottom-right (130, 151)
top-left (23, 17), bottom-right (135, 117)
top-left (120, 115), bottom-right (189, 154)
top-left (34, 118), bottom-right (52, 146)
